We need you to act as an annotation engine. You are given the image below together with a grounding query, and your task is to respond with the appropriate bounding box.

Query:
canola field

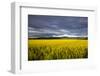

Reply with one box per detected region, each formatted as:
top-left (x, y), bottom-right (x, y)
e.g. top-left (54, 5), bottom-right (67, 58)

top-left (28, 39), bottom-right (88, 60)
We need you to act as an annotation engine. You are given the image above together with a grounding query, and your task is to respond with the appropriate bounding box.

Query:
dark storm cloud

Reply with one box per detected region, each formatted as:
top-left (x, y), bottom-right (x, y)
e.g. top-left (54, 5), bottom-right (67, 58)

top-left (28, 15), bottom-right (88, 38)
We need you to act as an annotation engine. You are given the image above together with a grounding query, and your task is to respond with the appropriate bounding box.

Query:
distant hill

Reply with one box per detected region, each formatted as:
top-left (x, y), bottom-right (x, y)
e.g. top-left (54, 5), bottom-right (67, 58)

top-left (28, 36), bottom-right (88, 40)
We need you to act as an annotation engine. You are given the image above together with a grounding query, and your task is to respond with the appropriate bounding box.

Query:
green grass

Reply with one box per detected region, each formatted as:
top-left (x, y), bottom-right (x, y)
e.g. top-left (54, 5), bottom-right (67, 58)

top-left (28, 39), bottom-right (88, 60)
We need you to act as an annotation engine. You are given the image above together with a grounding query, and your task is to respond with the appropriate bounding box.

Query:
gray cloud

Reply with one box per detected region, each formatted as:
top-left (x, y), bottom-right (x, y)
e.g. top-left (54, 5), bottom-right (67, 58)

top-left (28, 15), bottom-right (88, 38)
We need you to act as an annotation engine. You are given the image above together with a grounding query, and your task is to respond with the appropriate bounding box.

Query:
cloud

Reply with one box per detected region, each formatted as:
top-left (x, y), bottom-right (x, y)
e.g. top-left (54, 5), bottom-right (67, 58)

top-left (28, 15), bottom-right (88, 38)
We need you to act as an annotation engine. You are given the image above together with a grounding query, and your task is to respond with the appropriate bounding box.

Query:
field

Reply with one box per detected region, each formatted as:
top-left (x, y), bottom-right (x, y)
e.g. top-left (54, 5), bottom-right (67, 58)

top-left (28, 39), bottom-right (88, 60)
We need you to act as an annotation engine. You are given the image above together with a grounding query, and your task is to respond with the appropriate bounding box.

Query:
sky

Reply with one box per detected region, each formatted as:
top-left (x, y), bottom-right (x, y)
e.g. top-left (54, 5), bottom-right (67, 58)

top-left (28, 15), bottom-right (88, 38)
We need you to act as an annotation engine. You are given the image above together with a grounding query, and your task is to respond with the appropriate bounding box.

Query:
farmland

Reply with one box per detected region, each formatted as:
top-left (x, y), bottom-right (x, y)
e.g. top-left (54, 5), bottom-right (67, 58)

top-left (28, 39), bottom-right (88, 60)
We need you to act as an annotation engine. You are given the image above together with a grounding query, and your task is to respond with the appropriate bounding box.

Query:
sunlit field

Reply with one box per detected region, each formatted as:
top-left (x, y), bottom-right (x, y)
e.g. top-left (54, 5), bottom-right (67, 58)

top-left (28, 39), bottom-right (88, 60)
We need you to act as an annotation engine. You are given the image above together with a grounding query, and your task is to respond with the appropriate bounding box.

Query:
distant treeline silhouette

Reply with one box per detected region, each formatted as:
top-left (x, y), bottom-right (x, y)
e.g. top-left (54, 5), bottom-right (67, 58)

top-left (28, 37), bottom-right (88, 40)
